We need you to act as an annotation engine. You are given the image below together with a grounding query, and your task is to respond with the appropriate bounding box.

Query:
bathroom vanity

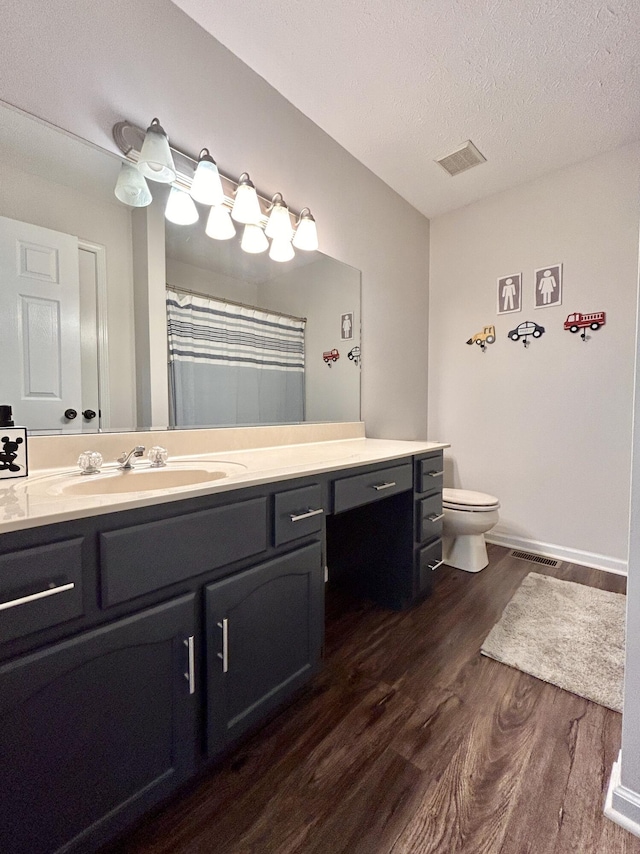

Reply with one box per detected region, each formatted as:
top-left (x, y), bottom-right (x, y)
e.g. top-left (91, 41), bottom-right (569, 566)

top-left (0, 429), bottom-right (446, 854)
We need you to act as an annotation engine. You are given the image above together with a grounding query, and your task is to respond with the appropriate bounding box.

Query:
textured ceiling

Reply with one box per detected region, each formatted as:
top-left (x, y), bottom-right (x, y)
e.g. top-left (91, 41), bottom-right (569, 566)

top-left (171, 0), bottom-right (640, 219)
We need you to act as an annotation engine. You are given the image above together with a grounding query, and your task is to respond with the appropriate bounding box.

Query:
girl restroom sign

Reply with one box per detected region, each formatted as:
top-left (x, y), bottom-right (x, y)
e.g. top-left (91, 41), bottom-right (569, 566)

top-left (535, 264), bottom-right (562, 308)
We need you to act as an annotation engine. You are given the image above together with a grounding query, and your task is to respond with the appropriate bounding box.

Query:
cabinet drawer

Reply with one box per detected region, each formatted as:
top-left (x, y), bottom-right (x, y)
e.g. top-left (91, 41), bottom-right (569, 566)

top-left (274, 484), bottom-right (324, 546)
top-left (100, 498), bottom-right (267, 606)
top-left (417, 539), bottom-right (443, 594)
top-left (0, 539), bottom-right (84, 643)
top-left (417, 453), bottom-right (444, 494)
top-left (333, 463), bottom-right (413, 513)
top-left (417, 493), bottom-right (443, 543)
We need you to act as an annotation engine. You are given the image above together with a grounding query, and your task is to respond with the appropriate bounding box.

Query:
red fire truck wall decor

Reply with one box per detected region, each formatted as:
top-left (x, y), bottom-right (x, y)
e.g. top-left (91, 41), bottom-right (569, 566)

top-left (323, 348), bottom-right (340, 367)
top-left (564, 311), bottom-right (606, 341)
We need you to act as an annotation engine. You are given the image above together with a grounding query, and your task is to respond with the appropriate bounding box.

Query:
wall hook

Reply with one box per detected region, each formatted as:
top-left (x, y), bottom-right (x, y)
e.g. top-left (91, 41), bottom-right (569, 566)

top-left (322, 348), bottom-right (340, 367)
top-left (508, 320), bottom-right (545, 347)
top-left (564, 311), bottom-right (606, 343)
top-left (466, 325), bottom-right (495, 352)
top-left (347, 346), bottom-right (361, 366)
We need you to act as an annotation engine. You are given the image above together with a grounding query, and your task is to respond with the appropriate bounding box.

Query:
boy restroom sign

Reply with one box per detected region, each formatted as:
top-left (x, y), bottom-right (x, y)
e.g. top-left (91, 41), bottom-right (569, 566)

top-left (535, 264), bottom-right (562, 308)
top-left (341, 312), bottom-right (354, 340)
top-left (497, 273), bottom-right (522, 315)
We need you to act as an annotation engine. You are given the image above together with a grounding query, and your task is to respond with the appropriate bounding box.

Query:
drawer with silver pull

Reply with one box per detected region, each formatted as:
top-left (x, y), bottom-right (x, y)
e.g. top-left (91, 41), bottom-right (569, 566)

top-left (274, 484), bottom-right (324, 546)
top-left (417, 539), bottom-right (443, 594)
top-left (0, 538), bottom-right (84, 643)
top-left (417, 453), bottom-right (444, 494)
top-left (333, 462), bottom-right (413, 514)
top-left (417, 492), bottom-right (444, 543)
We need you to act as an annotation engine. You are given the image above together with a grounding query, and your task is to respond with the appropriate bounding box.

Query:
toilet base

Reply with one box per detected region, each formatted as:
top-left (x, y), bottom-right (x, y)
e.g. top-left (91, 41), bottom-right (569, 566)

top-left (443, 533), bottom-right (489, 573)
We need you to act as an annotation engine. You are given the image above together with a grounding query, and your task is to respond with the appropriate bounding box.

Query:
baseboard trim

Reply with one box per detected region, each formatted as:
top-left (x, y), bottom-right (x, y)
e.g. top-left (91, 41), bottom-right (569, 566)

top-left (605, 752), bottom-right (640, 838)
top-left (485, 532), bottom-right (627, 576)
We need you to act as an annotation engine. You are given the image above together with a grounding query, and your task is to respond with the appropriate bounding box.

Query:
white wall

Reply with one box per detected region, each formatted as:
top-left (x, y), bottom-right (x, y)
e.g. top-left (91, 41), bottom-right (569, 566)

top-left (429, 142), bottom-right (640, 571)
top-left (0, 0), bottom-right (430, 440)
top-left (0, 160), bottom-right (136, 429)
top-left (260, 257), bottom-right (361, 422)
top-left (166, 258), bottom-right (259, 305)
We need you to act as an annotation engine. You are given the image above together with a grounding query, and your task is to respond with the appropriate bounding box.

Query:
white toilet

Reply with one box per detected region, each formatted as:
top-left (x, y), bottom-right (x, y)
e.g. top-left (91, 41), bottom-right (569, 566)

top-left (442, 488), bottom-right (500, 573)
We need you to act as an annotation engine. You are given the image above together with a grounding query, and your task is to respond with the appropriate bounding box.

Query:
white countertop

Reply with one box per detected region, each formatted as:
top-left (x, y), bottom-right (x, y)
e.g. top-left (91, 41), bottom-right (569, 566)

top-left (0, 437), bottom-right (448, 535)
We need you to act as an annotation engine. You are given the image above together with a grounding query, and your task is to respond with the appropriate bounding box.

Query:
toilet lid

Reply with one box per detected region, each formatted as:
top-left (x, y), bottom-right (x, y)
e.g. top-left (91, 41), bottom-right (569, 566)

top-left (442, 488), bottom-right (500, 511)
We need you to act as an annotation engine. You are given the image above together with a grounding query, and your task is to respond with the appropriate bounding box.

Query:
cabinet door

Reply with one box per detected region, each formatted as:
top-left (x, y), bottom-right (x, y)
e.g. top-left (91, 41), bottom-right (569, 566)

top-left (0, 593), bottom-right (197, 854)
top-left (206, 541), bottom-right (323, 757)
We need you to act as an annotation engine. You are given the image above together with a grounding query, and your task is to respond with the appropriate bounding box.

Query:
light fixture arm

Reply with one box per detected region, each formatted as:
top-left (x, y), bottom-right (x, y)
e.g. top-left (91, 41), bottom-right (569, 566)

top-left (112, 120), bottom-right (303, 225)
top-left (112, 119), bottom-right (314, 239)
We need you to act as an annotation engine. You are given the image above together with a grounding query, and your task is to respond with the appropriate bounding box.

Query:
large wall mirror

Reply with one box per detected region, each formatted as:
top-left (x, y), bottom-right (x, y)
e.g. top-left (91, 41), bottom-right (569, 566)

top-left (0, 101), bottom-right (361, 434)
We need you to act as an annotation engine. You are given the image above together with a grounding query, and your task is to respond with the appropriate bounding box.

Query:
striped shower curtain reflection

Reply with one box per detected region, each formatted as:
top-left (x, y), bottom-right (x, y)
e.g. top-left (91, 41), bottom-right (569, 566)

top-left (167, 289), bottom-right (306, 426)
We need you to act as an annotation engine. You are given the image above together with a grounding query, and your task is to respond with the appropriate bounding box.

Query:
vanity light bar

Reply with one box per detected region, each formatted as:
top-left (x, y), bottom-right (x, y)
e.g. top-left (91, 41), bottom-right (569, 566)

top-left (112, 120), bottom-right (308, 231)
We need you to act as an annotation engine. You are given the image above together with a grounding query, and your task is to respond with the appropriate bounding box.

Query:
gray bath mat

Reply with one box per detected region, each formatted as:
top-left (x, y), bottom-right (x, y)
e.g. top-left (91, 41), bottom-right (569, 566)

top-left (481, 572), bottom-right (625, 712)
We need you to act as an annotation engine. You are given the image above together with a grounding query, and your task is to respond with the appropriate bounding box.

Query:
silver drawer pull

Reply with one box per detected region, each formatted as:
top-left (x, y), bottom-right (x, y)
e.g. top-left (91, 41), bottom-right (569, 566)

top-left (372, 481), bottom-right (396, 491)
top-left (217, 618), bottom-right (228, 673)
top-left (428, 559), bottom-right (444, 572)
top-left (183, 636), bottom-right (196, 694)
top-left (427, 470), bottom-right (444, 478)
top-left (289, 507), bottom-right (324, 523)
top-left (427, 513), bottom-right (444, 523)
top-left (0, 582), bottom-right (75, 612)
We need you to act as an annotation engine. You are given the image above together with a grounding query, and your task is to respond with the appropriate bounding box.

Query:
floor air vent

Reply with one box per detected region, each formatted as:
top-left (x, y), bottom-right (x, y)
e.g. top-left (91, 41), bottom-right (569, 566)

top-left (510, 550), bottom-right (560, 568)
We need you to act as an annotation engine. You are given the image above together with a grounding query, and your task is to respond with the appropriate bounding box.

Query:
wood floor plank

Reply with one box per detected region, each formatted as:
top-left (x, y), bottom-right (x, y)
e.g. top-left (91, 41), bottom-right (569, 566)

top-left (107, 546), bottom-right (640, 854)
top-left (390, 671), bottom-right (546, 853)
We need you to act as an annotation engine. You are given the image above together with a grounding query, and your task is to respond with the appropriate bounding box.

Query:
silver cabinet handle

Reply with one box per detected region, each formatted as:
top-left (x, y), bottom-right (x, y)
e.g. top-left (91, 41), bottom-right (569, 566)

top-left (428, 560), bottom-right (444, 572)
top-left (427, 470), bottom-right (444, 478)
top-left (372, 481), bottom-right (396, 491)
top-left (289, 508), bottom-right (324, 522)
top-left (0, 581), bottom-right (75, 611)
top-left (217, 618), bottom-right (228, 673)
top-left (427, 513), bottom-right (444, 523)
top-left (183, 636), bottom-right (195, 694)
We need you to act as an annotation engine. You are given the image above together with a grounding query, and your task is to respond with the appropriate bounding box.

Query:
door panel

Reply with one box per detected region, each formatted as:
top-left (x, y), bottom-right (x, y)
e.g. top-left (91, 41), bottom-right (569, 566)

top-left (0, 215), bottom-right (82, 432)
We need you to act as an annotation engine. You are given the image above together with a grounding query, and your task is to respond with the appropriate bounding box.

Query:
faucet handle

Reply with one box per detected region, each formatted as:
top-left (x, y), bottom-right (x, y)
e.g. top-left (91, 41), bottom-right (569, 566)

top-left (78, 450), bottom-right (103, 475)
top-left (148, 446), bottom-right (168, 467)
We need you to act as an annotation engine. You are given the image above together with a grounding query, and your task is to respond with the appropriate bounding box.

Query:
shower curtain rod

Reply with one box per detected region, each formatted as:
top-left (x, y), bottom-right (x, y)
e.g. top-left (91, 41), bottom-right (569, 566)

top-left (166, 285), bottom-right (306, 324)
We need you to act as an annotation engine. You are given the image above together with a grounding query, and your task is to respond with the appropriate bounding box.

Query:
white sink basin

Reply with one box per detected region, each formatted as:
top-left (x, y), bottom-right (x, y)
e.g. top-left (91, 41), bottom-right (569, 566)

top-left (36, 461), bottom-right (248, 497)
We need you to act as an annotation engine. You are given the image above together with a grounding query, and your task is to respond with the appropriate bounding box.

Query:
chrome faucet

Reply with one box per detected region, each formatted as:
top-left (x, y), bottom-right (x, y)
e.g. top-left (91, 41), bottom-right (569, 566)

top-left (117, 445), bottom-right (145, 470)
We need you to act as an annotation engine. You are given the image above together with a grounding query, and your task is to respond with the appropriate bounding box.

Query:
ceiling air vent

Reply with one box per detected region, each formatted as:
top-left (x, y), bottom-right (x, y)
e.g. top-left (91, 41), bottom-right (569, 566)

top-left (435, 140), bottom-right (486, 177)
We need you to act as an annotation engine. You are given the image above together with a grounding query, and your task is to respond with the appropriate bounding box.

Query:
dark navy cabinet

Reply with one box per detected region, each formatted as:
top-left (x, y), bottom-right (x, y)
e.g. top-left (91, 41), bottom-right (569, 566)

top-left (0, 593), bottom-right (196, 854)
top-left (0, 450), bottom-right (442, 853)
top-left (206, 541), bottom-right (324, 757)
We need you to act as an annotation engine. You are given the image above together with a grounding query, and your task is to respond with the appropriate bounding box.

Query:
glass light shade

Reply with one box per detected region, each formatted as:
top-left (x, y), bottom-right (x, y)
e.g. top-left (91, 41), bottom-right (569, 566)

top-left (114, 162), bottom-right (152, 207)
top-left (265, 201), bottom-right (292, 240)
top-left (165, 187), bottom-right (199, 225)
top-left (190, 149), bottom-right (224, 206)
top-left (205, 205), bottom-right (236, 240)
top-left (269, 236), bottom-right (295, 263)
top-left (231, 175), bottom-right (262, 224)
top-left (137, 118), bottom-right (176, 184)
top-left (292, 211), bottom-right (319, 251)
top-left (240, 224), bottom-right (268, 254)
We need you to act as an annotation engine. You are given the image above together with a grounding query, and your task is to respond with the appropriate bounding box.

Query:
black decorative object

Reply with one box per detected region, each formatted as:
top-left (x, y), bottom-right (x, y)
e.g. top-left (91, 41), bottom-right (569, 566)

top-left (0, 405), bottom-right (28, 480)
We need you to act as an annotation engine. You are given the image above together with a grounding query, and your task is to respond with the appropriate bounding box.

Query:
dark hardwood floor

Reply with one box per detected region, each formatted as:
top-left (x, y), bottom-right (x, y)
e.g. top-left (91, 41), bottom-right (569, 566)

top-left (108, 545), bottom-right (640, 854)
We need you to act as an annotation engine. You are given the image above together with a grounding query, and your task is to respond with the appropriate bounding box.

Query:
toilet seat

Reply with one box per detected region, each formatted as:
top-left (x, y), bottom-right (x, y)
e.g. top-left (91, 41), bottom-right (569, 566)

top-left (442, 488), bottom-right (500, 512)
